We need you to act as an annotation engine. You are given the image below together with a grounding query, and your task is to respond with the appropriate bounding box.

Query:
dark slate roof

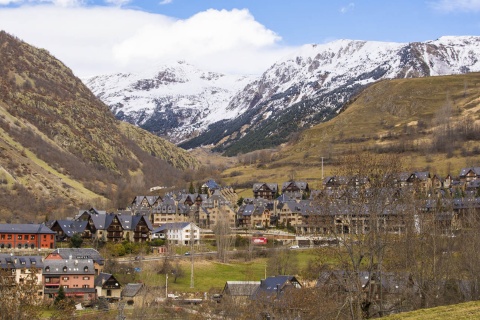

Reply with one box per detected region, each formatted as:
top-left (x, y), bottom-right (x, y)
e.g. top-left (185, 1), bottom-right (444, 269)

top-left (153, 222), bottom-right (196, 233)
top-left (282, 181), bottom-right (308, 191)
top-left (50, 248), bottom-right (104, 263)
top-left (0, 223), bottom-right (56, 234)
top-left (459, 167), bottom-right (480, 177)
top-left (43, 259), bottom-right (95, 275)
top-left (94, 272), bottom-right (120, 288)
top-left (223, 281), bottom-right (260, 296)
top-left (203, 179), bottom-right (220, 190)
top-left (0, 254), bottom-right (44, 269)
top-left (122, 283), bottom-right (144, 297)
top-left (53, 220), bottom-right (87, 237)
top-left (253, 183), bottom-right (278, 192)
top-left (251, 275), bottom-right (301, 301)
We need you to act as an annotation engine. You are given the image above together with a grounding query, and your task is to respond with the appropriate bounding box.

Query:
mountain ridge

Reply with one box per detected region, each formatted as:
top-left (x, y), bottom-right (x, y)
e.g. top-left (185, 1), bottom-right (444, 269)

top-left (85, 36), bottom-right (480, 155)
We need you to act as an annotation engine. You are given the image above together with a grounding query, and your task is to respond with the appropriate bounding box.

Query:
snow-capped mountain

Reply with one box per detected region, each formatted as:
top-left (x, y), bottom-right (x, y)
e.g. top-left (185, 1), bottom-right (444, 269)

top-left (85, 36), bottom-right (480, 155)
top-left (84, 61), bottom-right (257, 142)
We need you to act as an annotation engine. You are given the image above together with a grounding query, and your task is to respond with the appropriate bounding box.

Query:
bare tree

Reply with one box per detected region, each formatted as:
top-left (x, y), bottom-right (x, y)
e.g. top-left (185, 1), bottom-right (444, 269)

top-left (214, 207), bottom-right (234, 263)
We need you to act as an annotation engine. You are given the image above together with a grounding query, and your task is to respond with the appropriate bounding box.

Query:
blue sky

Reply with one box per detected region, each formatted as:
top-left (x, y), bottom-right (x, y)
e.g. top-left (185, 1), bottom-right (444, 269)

top-left (0, 0), bottom-right (479, 77)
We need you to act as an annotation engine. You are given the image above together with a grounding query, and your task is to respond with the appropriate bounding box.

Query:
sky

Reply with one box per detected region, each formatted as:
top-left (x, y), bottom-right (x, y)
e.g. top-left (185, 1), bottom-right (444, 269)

top-left (0, 0), bottom-right (479, 78)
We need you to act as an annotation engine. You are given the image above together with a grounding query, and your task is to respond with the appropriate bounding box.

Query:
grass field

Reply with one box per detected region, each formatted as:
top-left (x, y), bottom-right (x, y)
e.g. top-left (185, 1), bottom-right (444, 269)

top-left (383, 301), bottom-right (480, 319)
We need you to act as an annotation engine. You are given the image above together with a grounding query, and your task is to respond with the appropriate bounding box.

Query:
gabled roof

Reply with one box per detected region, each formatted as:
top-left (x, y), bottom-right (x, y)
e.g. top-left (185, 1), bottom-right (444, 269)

top-left (223, 281), bottom-right (260, 296)
top-left (282, 181), bottom-right (308, 191)
top-left (251, 275), bottom-right (301, 301)
top-left (49, 248), bottom-right (104, 263)
top-left (0, 254), bottom-right (44, 269)
top-left (52, 220), bottom-right (87, 237)
top-left (253, 183), bottom-right (278, 192)
top-left (43, 259), bottom-right (95, 275)
top-left (459, 167), bottom-right (480, 177)
top-left (122, 283), bottom-right (144, 297)
top-left (0, 223), bottom-right (56, 234)
top-left (153, 222), bottom-right (198, 233)
top-left (94, 272), bottom-right (121, 288)
top-left (203, 179), bottom-right (220, 190)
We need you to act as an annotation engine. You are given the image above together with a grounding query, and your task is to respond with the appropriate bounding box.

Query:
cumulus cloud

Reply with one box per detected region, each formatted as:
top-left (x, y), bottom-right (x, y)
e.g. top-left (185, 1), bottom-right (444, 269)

top-left (340, 2), bottom-right (355, 14)
top-left (0, 6), bottom-right (292, 77)
top-left (430, 0), bottom-right (480, 12)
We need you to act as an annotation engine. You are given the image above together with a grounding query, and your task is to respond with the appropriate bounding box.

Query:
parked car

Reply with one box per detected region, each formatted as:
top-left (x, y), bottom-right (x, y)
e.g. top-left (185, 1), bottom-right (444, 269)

top-left (289, 245), bottom-right (300, 249)
top-left (184, 252), bottom-right (191, 256)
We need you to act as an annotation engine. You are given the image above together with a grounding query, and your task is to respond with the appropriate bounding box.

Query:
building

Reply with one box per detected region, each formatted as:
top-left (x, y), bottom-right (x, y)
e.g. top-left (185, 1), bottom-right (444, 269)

top-left (43, 257), bottom-right (96, 303)
top-left (46, 248), bottom-right (105, 276)
top-left (152, 222), bottom-right (200, 245)
top-left (0, 223), bottom-right (56, 250)
top-left (0, 254), bottom-right (44, 299)
top-left (95, 272), bottom-right (122, 301)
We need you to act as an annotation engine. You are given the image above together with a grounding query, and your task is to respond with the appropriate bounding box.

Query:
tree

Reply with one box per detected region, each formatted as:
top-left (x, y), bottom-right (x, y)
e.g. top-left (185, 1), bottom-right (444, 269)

top-left (314, 152), bottom-right (407, 319)
top-left (188, 181), bottom-right (195, 194)
top-left (54, 285), bottom-right (66, 306)
top-left (0, 268), bottom-right (42, 320)
top-left (266, 247), bottom-right (298, 276)
top-left (213, 207), bottom-right (233, 263)
top-left (69, 232), bottom-right (83, 248)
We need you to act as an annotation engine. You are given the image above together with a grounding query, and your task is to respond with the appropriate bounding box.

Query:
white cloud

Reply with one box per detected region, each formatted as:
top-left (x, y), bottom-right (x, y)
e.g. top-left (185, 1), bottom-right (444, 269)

top-left (0, 0), bottom-right (22, 4)
top-left (159, 0), bottom-right (172, 5)
top-left (340, 2), bottom-right (355, 14)
top-left (0, 6), bottom-right (293, 77)
top-left (104, 0), bottom-right (131, 6)
top-left (430, 0), bottom-right (480, 12)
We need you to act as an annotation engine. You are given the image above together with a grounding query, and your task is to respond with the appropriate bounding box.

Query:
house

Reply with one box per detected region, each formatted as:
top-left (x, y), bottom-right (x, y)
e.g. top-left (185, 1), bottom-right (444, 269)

top-left (0, 254), bottom-right (44, 299)
top-left (277, 200), bottom-right (311, 228)
top-left (201, 179), bottom-right (221, 195)
top-left (237, 203), bottom-right (271, 229)
top-left (253, 183), bottom-right (279, 200)
top-left (116, 214), bottom-right (153, 242)
top-left (459, 167), bottom-right (480, 182)
top-left (0, 223), bottom-right (56, 250)
top-left (282, 181), bottom-right (310, 199)
top-left (152, 222), bottom-right (200, 245)
top-left (222, 281), bottom-right (260, 303)
top-left (122, 283), bottom-right (147, 306)
top-left (49, 220), bottom-right (88, 242)
top-left (251, 275), bottom-right (302, 302)
top-left (43, 257), bottom-right (96, 303)
top-left (95, 272), bottom-right (122, 301)
top-left (46, 248), bottom-right (105, 275)
top-left (130, 195), bottom-right (163, 212)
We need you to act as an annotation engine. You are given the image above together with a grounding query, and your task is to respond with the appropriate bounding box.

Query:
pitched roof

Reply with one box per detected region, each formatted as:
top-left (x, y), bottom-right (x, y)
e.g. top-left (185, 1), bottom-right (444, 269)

top-left (0, 254), bottom-right (44, 269)
top-left (153, 222), bottom-right (197, 233)
top-left (43, 258), bottom-right (95, 275)
top-left (49, 248), bottom-right (104, 263)
top-left (122, 283), bottom-right (144, 297)
top-left (251, 275), bottom-right (301, 301)
top-left (94, 272), bottom-right (121, 288)
top-left (0, 223), bottom-right (56, 234)
top-left (52, 220), bottom-right (87, 237)
top-left (223, 281), bottom-right (260, 296)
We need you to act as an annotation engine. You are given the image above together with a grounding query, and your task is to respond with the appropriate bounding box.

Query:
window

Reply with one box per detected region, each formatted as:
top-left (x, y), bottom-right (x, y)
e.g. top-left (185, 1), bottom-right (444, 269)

top-left (45, 266), bottom-right (50, 272)
top-left (7, 235), bottom-right (12, 240)
top-left (0, 235), bottom-right (4, 240)
top-left (82, 285), bottom-right (89, 288)
top-left (18, 235), bottom-right (22, 240)
top-left (17, 244), bottom-right (21, 249)
top-left (63, 277), bottom-right (69, 281)
top-left (63, 266), bottom-right (67, 272)
top-left (63, 285), bottom-right (68, 289)
top-left (30, 235), bottom-right (35, 240)
top-left (43, 235), bottom-right (46, 239)
top-left (24, 244), bottom-right (28, 249)
top-left (83, 276), bottom-right (90, 280)
top-left (84, 266), bottom-right (89, 272)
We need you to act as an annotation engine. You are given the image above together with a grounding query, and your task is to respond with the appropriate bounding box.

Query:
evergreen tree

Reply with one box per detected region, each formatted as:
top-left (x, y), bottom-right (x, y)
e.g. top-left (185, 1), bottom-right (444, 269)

top-left (54, 286), bottom-right (66, 306)
top-left (188, 182), bottom-right (195, 194)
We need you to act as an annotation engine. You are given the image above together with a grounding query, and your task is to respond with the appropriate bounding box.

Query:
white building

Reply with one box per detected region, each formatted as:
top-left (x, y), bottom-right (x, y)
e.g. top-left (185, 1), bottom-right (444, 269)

top-left (152, 222), bottom-right (200, 245)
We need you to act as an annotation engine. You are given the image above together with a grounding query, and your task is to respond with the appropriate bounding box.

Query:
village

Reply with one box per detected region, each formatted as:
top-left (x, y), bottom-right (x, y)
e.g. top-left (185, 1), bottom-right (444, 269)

top-left (2, 166), bottom-right (480, 317)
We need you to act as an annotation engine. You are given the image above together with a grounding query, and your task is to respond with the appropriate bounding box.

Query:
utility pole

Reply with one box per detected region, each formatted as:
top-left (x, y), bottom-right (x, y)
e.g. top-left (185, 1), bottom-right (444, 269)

top-left (190, 209), bottom-right (195, 289)
top-left (321, 157), bottom-right (324, 179)
top-left (165, 273), bottom-right (168, 298)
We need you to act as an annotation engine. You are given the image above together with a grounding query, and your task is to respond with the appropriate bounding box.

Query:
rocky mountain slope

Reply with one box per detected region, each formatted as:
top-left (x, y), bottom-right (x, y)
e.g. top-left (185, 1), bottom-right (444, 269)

top-left (85, 36), bottom-right (480, 156)
top-left (84, 62), bottom-right (256, 143)
top-left (0, 31), bottom-right (198, 222)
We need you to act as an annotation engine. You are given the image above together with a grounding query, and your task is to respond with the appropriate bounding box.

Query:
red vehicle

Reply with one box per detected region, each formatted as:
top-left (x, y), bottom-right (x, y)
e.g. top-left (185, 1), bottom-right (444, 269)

top-left (252, 237), bottom-right (268, 245)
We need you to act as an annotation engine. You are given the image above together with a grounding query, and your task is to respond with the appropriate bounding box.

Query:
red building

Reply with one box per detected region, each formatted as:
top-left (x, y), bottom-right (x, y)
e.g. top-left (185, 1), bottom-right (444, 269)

top-left (0, 223), bottom-right (56, 250)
